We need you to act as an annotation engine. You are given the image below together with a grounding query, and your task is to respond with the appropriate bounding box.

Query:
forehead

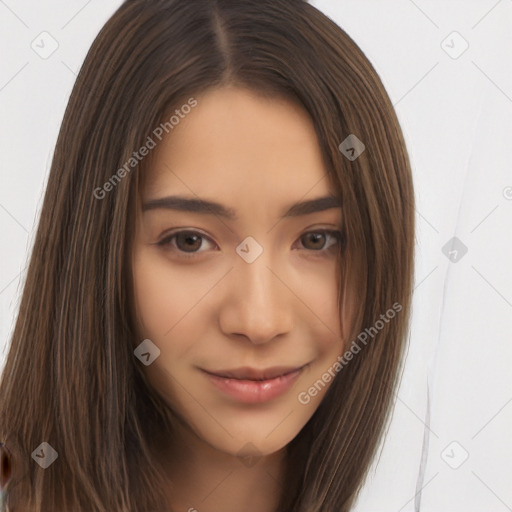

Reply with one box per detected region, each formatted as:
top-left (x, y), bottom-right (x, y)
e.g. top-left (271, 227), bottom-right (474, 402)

top-left (143, 86), bottom-right (334, 206)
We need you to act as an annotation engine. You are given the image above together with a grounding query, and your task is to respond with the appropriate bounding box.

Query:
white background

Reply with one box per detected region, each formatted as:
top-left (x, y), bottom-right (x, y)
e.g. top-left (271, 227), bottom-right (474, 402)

top-left (1, 1), bottom-right (511, 511)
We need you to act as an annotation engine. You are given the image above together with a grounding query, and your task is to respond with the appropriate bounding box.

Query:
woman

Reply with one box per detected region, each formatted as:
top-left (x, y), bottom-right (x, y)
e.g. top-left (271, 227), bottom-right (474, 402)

top-left (0, 0), bottom-right (415, 510)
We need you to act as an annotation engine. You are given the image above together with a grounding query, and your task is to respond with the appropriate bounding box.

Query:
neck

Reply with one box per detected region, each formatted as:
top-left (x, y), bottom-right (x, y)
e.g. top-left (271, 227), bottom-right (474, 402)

top-left (158, 418), bottom-right (288, 512)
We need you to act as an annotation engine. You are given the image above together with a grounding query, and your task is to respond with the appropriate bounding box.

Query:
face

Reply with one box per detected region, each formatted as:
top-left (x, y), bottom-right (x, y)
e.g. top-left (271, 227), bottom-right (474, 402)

top-left (132, 85), bottom-right (346, 459)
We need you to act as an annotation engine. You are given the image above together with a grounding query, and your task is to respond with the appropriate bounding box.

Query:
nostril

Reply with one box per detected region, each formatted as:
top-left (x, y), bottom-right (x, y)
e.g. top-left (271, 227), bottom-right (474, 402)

top-left (0, 442), bottom-right (13, 489)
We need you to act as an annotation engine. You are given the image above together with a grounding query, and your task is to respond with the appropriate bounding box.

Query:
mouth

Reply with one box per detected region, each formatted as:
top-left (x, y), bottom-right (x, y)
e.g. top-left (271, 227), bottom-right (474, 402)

top-left (200, 364), bottom-right (309, 404)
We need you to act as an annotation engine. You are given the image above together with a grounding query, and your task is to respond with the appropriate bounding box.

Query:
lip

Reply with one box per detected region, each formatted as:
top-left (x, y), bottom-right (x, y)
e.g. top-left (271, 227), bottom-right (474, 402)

top-left (205, 365), bottom-right (305, 381)
top-left (202, 365), bottom-right (307, 403)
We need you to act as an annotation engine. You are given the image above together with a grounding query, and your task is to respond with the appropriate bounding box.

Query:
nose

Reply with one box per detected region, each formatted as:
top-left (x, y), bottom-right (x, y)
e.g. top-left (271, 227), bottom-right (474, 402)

top-left (218, 252), bottom-right (294, 345)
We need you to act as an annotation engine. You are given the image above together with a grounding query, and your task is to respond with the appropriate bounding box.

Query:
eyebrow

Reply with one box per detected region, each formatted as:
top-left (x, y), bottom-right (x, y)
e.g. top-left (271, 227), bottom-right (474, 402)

top-left (142, 194), bottom-right (342, 219)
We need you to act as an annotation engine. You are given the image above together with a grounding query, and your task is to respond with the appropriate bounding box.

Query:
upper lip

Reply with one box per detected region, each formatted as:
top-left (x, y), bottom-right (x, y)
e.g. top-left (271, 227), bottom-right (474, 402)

top-left (203, 365), bottom-right (306, 381)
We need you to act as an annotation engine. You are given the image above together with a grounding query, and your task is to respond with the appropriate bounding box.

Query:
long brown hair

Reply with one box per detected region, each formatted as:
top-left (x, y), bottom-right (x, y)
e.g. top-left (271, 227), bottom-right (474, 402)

top-left (0, 0), bottom-right (415, 510)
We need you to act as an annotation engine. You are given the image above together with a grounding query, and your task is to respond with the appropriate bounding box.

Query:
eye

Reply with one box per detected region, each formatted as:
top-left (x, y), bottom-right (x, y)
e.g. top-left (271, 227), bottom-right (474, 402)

top-left (154, 228), bottom-right (345, 259)
top-left (297, 229), bottom-right (344, 253)
top-left (156, 229), bottom-right (216, 257)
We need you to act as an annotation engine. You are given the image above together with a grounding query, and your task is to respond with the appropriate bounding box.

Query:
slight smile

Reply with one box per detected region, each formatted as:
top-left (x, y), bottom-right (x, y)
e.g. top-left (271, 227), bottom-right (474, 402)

top-left (201, 364), bottom-right (309, 404)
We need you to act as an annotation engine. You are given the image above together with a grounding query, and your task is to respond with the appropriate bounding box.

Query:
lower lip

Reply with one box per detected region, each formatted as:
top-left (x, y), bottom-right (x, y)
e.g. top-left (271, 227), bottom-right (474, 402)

top-left (203, 368), bottom-right (304, 404)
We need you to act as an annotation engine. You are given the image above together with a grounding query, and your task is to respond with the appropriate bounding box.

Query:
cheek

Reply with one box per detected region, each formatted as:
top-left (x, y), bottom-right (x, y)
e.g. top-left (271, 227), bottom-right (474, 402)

top-left (131, 253), bottom-right (192, 404)
top-left (132, 246), bottom-right (344, 351)
top-left (132, 251), bottom-right (198, 337)
top-left (299, 263), bottom-right (342, 336)
top-left (132, 257), bottom-right (169, 337)
top-left (304, 271), bottom-right (346, 367)
top-left (132, 250), bottom-right (216, 370)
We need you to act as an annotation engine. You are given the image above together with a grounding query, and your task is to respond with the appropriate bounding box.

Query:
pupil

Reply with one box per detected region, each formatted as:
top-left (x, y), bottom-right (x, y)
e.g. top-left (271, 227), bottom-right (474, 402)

top-left (178, 233), bottom-right (201, 252)
top-left (307, 233), bottom-right (325, 249)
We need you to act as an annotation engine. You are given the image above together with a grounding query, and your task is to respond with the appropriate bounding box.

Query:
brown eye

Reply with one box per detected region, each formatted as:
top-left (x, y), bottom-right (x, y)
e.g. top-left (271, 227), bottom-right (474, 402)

top-left (174, 231), bottom-right (203, 252)
top-left (302, 232), bottom-right (327, 250)
top-left (299, 230), bottom-right (342, 252)
top-left (156, 229), bottom-right (216, 258)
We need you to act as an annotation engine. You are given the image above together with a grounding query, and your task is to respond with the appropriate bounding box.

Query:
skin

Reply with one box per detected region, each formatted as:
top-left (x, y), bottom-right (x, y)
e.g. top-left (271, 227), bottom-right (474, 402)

top-left (132, 85), bottom-right (346, 512)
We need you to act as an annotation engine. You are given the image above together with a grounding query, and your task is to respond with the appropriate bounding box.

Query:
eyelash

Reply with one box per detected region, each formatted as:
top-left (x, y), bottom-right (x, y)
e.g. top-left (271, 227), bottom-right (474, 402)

top-left (155, 229), bottom-right (344, 260)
